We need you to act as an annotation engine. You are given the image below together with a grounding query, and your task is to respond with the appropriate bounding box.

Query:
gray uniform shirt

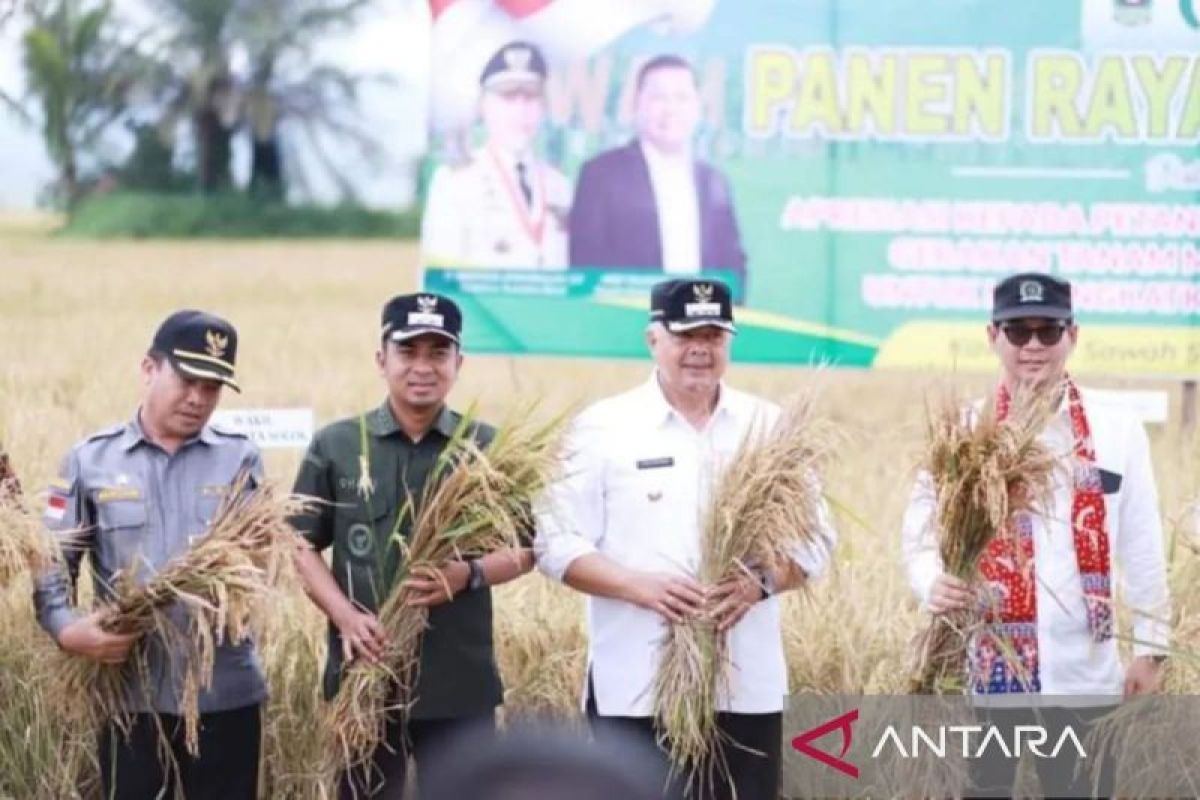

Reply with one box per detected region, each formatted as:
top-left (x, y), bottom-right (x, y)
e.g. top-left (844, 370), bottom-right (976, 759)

top-left (33, 413), bottom-right (267, 714)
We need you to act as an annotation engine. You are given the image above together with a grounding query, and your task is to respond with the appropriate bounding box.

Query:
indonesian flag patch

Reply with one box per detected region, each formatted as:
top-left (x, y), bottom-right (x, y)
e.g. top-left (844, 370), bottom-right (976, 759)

top-left (44, 491), bottom-right (67, 522)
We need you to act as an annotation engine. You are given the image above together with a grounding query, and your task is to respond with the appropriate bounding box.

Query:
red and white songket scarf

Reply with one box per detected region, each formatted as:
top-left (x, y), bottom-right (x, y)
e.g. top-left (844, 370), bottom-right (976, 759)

top-left (968, 377), bottom-right (1114, 694)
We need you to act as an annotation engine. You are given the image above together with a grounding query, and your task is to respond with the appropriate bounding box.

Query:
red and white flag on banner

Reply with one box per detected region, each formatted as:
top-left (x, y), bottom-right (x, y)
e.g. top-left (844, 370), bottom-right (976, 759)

top-left (429, 0), bottom-right (717, 132)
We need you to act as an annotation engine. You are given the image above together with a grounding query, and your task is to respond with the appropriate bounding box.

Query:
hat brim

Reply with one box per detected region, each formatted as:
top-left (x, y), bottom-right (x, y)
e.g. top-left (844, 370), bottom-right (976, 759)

top-left (171, 357), bottom-right (241, 393)
top-left (389, 327), bottom-right (461, 345)
top-left (992, 306), bottom-right (1073, 323)
top-left (665, 319), bottom-right (737, 334)
top-left (483, 73), bottom-right (544, 92)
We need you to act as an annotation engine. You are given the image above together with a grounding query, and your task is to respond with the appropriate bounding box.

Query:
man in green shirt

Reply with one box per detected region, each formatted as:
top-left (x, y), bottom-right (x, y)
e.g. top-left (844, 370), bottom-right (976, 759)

top-left (291, 293), bottom-right (533, 799)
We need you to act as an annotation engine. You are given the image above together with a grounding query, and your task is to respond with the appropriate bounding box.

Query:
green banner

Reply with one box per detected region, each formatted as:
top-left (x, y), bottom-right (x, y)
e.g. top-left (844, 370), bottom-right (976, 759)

top-left (422, 0), bottom-right (1200, 375)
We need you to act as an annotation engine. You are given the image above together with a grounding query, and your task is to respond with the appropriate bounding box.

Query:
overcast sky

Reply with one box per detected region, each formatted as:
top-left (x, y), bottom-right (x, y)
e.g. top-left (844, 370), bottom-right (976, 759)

top-left (0, 0), bottom-right (432, 209)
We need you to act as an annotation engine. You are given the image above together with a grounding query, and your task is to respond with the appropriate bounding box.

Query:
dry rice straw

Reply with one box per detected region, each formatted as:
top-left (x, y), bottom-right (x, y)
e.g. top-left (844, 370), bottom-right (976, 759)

top-left (55, 470), bottom-right (304, 753)
top-left (653, 392), bottom-right (834, 794)
top-left (908, 385), bottom-right (1056, 694)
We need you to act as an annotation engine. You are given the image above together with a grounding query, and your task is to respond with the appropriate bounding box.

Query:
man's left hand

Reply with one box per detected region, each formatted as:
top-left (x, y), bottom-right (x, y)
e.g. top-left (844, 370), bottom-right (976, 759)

top-left (1124, 655), bottom-right (1165, 697)
top-left (403, 562), bottom-right (470, 608)
top-left (707, 573), bottom-right (764, 633)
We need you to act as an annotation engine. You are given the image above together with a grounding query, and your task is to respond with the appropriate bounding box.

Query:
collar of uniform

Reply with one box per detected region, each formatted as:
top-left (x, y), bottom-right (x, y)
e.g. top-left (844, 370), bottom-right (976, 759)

top-left (489, 145), bottom-right (533, 174)
top-left (642, 372), bottom-right (735, 429)
top-left (369, 400), bottom-right (459, 440)
top-left (122, 409), bottom-right (216, 451)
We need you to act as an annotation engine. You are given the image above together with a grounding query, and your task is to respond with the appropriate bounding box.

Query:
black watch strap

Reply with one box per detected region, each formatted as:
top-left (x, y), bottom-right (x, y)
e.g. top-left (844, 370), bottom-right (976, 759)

top-left (467, 558), bottom-right (485, 592)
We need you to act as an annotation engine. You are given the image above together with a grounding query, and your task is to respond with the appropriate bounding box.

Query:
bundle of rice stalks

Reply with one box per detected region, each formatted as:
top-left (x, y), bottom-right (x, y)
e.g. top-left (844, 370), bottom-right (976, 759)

top-left (0, 444), bottom-right (20, 499)
top-left (0, 450), bottom-right (55, 590)
top-left (908, 386), bottom-right (1056, 694)
top-left (653, 392), bottom-right (834, 791)
top-left (324, 409), bottom-right (565, 788)
top-left (56, 471), bottom-right (305, 752)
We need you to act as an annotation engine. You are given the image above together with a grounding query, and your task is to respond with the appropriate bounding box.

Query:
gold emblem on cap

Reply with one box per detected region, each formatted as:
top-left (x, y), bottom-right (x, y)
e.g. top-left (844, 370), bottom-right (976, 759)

top-left (504, 45), bottom-right (532, 71)
top-left (205, 330), bottom-right (229, 358)
top-left (417, 295), bottom-right (438, 313)
top-left (1018, 280), bottom-right (1045, 303)
top-left (693, 283), bottom-right (715, 302)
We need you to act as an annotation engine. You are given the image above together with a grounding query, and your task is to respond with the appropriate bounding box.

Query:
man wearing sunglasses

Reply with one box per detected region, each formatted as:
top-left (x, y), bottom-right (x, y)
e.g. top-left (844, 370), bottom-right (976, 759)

top-left (901, 271), bottom-right (1171, 797)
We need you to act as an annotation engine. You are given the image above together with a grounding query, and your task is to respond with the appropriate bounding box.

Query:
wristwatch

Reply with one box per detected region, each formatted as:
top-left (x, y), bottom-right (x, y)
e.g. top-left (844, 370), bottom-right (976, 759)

top-left (466, 558), bottom-right (485, 592)
top-left (754, 568), bottom-right (773, 601)
top-left (1151, 654), bottom-right (1169, 665)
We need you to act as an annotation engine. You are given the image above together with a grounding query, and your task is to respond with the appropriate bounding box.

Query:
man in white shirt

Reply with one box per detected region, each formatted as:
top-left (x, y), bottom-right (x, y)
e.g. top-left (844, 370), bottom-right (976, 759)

top-left (901, 271), bottom-right (1171, 797)
top-left (568, 56), bottom-right (748, 299)
top-left (536, 278), bottom-right (835, 800)
top-left (422, 41), bottom-right (570, 269)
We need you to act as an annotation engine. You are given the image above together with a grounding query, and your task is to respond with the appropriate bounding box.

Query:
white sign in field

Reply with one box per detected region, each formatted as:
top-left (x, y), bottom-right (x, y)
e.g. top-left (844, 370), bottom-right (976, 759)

top-left (210, 408), bottom-right (314, 449)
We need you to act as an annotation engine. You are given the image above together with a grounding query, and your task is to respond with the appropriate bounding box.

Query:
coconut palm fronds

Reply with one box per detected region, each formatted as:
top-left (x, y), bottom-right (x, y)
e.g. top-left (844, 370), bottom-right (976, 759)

top-left (653, 391), bottom-right (835, 790)
top-left (55, 471), bottom-right (305, 753)
top-left (908, 385), bottom-right (1057, 695)
top-left (324, 407), bottom-right (567, 788)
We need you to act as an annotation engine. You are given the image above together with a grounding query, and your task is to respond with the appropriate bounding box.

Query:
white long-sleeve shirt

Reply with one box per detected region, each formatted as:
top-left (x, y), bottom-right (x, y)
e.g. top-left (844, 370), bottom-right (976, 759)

top-left (535, 374), bottom-right (836, 717)
top-left (901, 387), bottom-right (1171, 697)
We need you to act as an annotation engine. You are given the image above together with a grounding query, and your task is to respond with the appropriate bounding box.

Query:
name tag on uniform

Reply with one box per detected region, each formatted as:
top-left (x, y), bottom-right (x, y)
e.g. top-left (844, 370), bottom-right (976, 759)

top-left (201, 484), bottom-right (231, 497)
top-left (96, 487), bottom-right (143, 503)
top-left (636, 457), bottom-right (674, 470)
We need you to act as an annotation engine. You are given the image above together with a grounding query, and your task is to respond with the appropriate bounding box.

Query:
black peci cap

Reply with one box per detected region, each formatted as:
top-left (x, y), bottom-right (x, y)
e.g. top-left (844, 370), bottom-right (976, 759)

top-left (151, 309), bottom-right (240, 392)
top-left (649, 278), bottom-right (736, 334)
top-left (992, 272), bottom-right (1073, 323)
top-left (381, 293), bottom-right (462, 345)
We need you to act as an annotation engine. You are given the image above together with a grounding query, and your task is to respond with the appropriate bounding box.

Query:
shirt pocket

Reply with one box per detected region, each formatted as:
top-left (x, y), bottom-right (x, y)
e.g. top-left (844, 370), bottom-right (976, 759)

top-left (194, 485), bottom-right (230, 535)
top-left (94, 498), bottom-right (151, 577)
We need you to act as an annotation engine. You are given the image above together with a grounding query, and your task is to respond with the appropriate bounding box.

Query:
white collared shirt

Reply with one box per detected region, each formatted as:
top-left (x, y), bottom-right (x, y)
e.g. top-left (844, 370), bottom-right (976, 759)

top-left (535, 374), bottom-right (836, 717)
top-left (641, 142), bottom-right (701, 275)
top-left (901, 387), bottom-right (1171, 697)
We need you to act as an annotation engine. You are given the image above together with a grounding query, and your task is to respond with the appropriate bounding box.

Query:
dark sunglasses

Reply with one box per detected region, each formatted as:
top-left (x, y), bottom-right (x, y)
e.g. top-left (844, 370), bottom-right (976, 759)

top-left (1000, 322), bottom-right (1069, 347)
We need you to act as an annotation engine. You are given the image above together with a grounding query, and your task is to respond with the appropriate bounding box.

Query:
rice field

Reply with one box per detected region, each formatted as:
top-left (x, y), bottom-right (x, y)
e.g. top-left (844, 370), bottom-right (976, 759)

top-left (0, 227), bottom-right (1196, 797)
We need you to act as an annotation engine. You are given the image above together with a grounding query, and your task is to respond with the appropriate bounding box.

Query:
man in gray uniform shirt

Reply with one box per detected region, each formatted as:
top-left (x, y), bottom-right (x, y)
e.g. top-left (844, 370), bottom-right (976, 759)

top-left (33, 309), bottom-right (265, 800)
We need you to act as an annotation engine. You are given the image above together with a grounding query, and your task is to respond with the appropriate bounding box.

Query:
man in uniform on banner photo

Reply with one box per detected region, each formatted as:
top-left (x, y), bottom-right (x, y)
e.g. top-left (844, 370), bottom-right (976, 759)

top-left (901, 271), bottom-right (1172, 797)
top-left (422, 41), bottom-right (570, 270)
top-left (568, 55), bottom-right (747, 298)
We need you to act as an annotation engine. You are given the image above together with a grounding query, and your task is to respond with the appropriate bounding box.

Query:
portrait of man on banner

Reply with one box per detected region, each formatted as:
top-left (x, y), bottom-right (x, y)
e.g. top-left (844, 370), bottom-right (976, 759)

top-left (568, 54), bottom-right (747, 298)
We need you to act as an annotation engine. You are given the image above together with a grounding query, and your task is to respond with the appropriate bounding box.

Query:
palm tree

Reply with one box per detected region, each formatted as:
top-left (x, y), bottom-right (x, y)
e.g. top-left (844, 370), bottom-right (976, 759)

top-left (137, 0), bottom-right (240, 193)
top-left (3, 0), bottom-right (140, 205)
top-left (234, 0), bottom-right (381, 202)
